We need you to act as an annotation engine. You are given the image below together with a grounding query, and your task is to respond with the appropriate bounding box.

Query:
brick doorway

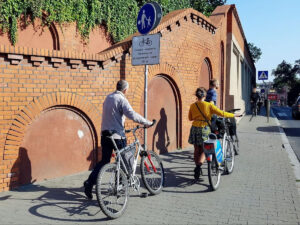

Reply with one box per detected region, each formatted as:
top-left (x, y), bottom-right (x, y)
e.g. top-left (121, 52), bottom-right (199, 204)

top-left (17, 107), bottom-right (96, 185)
top-left (146, 75), bottom-right (181, 154)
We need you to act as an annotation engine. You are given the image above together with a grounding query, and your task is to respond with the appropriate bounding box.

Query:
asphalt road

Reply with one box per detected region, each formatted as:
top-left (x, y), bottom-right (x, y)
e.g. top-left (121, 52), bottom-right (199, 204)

top-left (272, 106), bottom-right (300, 161)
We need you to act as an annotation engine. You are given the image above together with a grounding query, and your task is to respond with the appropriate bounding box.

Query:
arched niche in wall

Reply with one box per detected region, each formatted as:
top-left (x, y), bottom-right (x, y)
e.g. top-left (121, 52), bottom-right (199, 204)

top-left (0, 16), bottom-right (59, 50)
top-left (145, 75), bottom-right (181, 155)
top-left (220, 42), bottom-right (225, 109)
top-left (199, 57), bottom-right (212, 89)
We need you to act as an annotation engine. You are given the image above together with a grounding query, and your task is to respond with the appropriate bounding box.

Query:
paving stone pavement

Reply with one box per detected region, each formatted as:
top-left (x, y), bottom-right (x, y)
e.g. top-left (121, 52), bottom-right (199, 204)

top-left (0, 114), bottom-right (300, 225)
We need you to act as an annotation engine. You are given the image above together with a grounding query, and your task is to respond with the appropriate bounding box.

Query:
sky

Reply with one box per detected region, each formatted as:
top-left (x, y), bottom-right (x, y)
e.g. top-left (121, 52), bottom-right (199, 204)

top-left (226, 0), bottom-right (300, 83)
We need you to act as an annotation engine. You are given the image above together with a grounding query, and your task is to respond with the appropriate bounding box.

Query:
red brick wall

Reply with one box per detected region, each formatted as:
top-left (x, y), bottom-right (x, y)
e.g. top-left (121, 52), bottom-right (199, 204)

top-left (0, 7), bottom-right (252, 191)
top-left (0, 18), bottom-right (112, 54)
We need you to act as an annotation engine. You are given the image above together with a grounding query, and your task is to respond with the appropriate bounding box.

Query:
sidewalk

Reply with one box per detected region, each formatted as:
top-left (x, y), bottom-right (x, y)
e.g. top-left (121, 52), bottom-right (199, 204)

top-left (0, 113), bottom-right (300, 224)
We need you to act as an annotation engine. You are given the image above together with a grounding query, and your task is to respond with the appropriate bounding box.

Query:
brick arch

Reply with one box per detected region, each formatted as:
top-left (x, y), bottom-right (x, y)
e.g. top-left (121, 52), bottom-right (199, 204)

top-left (195, 52), bottom-right (221, 107)
top-left (134, 63), bottom-right (187, 112)
top-left (195, 52), bottom-right (219, 80)
top-left (41, 13), bottom-right (60, 50)
top-left (2, 92), bottom-right (101, 163)
top-left (0, 16), bottom-right (60, 50)
top-left (134, 63), bottom-right (186, 149)
top-left (197, 56), bottom-right (213, 89)
top-left (220, 41), bottom-right (225, 109)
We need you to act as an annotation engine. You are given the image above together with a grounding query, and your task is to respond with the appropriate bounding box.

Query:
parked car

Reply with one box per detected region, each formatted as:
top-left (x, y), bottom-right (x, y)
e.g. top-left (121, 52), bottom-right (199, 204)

top-left (292, 96), bottom-right (300, 119)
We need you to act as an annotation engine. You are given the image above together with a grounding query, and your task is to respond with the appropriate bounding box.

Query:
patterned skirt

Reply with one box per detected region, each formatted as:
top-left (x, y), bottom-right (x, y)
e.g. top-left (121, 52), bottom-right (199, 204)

top-left (188, 126), bottom-right (211, 146)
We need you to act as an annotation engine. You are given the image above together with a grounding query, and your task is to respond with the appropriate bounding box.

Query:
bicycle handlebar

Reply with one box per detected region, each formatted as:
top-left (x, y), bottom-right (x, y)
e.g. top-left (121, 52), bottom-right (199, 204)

top-left (125, 119), bottom-right (156, 133)
top-left (227, 108), bottom-right (241, 113)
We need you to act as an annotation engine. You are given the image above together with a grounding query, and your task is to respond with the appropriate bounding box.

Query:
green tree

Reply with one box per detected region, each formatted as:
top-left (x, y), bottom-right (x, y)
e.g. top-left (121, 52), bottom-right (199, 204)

top-left (287, 80), bottom-right (300, 106)
top-left (190, 0), bottom-right (226, 16)
top-left (273, 59), bottom-right (300, 105)
top-left (248, 42), bottom-right (262, 63)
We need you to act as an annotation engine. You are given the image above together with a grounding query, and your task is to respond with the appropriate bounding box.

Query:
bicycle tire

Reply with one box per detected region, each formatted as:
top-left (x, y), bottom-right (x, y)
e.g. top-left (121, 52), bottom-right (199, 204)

top-left (225, 138), bottom-right (235, 174)
top-left (96, 163), bottom-right (129, 219)
top-left (141, 151), bottom-right (164, 195)
top-left (207, 155), bottom-right (221, 191)
top-left (232, 134), bottom-right (239, 155)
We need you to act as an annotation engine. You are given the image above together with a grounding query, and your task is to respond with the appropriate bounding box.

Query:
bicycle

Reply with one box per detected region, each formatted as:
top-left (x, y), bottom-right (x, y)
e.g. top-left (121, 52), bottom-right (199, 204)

top-left (203, 109), bottom-right (240, 191)
top-left (227, 109), bottom-right (240, 156)
top-left (96, 120), bottom-right (165, 219)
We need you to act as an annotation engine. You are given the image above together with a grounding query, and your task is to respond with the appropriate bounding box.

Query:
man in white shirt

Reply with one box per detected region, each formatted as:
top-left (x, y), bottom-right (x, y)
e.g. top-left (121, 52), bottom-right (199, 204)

top-left (84, 80), bottom-right (153, 199)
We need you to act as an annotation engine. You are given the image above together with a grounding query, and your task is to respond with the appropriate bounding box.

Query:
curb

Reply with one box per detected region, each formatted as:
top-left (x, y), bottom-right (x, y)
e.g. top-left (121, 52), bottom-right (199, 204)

top-left (271, 108), bottom-right (300, 182)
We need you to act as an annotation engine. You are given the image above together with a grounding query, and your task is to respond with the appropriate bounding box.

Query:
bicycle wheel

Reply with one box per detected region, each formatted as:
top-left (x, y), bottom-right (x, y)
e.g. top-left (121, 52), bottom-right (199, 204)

top-left (207, 155), bottom-right (221, 191)
top-left (141, 151), bottom-right (164, 195)
top-left (96, 163), bottom-right (129, 219)
top-left (232, 134), bottom-right (239, 155)
top-left (225, 138), bottom-right (235, 174)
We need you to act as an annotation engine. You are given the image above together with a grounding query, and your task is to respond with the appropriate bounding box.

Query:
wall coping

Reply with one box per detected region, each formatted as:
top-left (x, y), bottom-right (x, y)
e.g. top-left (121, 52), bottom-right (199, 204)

top-left (0, 8), bottom-right (219, 70)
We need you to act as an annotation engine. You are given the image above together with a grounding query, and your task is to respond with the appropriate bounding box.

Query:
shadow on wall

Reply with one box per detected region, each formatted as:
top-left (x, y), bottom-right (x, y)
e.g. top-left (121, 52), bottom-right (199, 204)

top-left (87, 147), bottom-right (98, 170)
top-left (152, 108), bottom-right (170, 154)
top-left (10, 147), bottom-right (33, 189)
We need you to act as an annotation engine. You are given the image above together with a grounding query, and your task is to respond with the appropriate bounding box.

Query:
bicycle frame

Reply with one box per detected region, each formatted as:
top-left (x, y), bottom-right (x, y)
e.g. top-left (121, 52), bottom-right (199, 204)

top-left (109, 135), bottom-right (141, 176)
top-left (204, 133), bottom-right (226, 166)
top-left (204, 117), bottom-right (231, 165)
top-left (108, 126), bottom-right (157, 191)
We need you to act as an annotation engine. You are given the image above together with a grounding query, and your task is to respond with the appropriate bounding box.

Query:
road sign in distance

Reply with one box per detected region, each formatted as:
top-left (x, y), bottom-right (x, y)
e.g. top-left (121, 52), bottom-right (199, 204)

top-left (268, 93), bottom-right (277, 100)
top-left (258, 71), bottom-right (268, 80)
top-left (132, 33), bottom-right (160, 66)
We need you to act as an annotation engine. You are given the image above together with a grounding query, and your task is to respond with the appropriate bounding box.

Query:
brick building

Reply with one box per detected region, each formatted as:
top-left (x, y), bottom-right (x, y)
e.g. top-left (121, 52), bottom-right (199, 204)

top-left (0, 5), bottom-right (255, 191)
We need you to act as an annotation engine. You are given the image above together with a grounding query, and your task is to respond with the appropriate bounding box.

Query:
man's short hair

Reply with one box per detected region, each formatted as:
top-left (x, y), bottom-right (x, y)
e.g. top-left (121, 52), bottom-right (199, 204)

top-left (209, 79), bottom-right (218, 87)
top-left (116, 80), bottom-right (129, 91)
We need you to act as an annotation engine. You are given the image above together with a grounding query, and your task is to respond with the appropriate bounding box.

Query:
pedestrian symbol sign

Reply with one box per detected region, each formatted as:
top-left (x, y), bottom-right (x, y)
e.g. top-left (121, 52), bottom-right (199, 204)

top-left (258, 71), bottom-right (268, 80)
top-left (137, 2), bottom-right (162, 35)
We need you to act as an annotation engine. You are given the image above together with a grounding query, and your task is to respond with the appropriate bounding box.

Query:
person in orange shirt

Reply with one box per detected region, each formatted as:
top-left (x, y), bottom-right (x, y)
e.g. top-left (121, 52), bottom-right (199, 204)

top-left (188, 87), bottom-right (237, 180)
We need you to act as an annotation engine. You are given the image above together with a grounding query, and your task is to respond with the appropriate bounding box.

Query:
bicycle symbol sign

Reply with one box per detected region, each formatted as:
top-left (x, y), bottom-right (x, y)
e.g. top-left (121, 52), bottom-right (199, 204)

top-left (132, 33), bottom-right (160, 66)
top-left (139, 37), bottom-right (152, 47)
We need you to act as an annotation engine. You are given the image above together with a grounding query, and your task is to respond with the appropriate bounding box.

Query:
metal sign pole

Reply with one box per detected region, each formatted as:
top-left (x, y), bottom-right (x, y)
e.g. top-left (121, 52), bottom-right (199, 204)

top-left (134, 2), bottom-right (162, 150)
top-left (144, 64), bottom-right (148, 149)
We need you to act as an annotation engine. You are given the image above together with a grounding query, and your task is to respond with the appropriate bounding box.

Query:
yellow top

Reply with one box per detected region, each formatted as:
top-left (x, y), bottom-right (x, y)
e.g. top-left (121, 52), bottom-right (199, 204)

top-left (188, 101), bottom-right (234, 127)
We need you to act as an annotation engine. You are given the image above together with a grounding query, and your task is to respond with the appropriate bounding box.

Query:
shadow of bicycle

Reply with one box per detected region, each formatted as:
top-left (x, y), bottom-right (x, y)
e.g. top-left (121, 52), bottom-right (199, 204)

top-left (7, 184), bottom-right (109, 223)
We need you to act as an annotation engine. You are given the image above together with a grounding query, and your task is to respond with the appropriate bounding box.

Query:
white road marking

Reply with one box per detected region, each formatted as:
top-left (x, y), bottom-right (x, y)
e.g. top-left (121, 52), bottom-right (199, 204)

top-left (272, 109), bottom-right (300, 195)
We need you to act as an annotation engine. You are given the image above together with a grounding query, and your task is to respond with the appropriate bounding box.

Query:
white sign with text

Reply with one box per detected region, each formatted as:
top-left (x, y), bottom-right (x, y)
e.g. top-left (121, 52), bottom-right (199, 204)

top-left (132, 33), bottom-right (160, 66)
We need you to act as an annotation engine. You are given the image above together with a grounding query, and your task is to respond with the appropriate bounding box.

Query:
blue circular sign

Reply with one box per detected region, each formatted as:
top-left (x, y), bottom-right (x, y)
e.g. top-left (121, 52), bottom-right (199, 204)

top-left (137, 2), bottom-right (162, 35)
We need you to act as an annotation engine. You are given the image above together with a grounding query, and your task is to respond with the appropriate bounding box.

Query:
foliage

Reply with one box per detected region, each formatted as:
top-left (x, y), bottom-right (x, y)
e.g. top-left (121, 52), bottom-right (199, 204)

top-left (0, 0), bottom-right (225, 45)
top-left (247, 42), bottom-right (262, 63)
top-left (272, 59), bottom-right (300, 106)
top-left (287, 80), bottom-right (300, 106)
top-left (190, 0), bottom-right (226, 16)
